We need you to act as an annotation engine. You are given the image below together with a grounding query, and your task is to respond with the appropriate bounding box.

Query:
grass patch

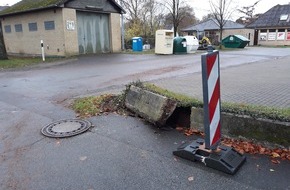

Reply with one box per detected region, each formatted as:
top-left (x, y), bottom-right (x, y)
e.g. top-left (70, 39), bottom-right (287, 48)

top-left (0, 56), bottom-right (65, 69)
top-left (143, 83), bottom-right (290, 122)
top-left (222, 102), bottom-right (290, 122)
top-left (71, 81), bottom-right (290, 122)
top-left (144, 83), bottom-right (202, 107)
top-left (72, 94), bottom-right (126, 118)
top-left (121, 49), bottom-right (155, 54)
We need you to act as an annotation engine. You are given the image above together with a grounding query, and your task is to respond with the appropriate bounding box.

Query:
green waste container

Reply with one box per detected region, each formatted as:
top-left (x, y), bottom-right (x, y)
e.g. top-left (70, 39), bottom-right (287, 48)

top-left (173, 37), bottom-right (187, 54)
top-left (222, 35), bottom-right (250, 48)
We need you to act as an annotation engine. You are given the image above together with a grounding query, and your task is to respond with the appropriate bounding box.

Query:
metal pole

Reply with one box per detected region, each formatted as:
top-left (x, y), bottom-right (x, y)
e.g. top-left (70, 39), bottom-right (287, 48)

top-left (120, 0), bottom-right (125, 51)
top-left (41, 40), bottom-right (45, 62)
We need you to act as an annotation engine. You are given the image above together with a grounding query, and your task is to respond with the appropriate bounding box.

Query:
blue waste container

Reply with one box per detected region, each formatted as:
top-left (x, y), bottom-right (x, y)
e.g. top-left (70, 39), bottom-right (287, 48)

top-left (132, 37), bottom-right (143, 51)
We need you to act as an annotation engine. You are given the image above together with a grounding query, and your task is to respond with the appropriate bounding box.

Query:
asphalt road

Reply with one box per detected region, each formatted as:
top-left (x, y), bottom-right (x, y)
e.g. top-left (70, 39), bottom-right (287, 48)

top-left (0, 47), bottom-right (290, 190)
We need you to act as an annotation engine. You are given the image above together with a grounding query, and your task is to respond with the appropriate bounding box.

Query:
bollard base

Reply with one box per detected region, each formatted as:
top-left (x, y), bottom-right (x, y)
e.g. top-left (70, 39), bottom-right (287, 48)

top-left (173, 138), bottom-right (246, 175)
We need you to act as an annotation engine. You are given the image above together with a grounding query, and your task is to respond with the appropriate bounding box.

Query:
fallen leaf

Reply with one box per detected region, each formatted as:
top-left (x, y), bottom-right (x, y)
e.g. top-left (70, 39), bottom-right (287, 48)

top-left (271, 152), bottom-right (280, 158)
top-left (259, 147), bottom-right (266, 154)
top-left (176, 127), bottom-right (184, 131)
top-left (271, 159), bottom-right (280, 164)
top-left (184, 132), bottom-right (191, 136)
top-left (188, 176), bottom-right (194, 182)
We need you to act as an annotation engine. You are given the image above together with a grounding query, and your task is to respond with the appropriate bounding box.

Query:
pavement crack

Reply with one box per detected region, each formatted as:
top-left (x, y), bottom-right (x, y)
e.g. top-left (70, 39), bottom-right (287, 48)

top-left (0, 137), bottom-right (46, 156)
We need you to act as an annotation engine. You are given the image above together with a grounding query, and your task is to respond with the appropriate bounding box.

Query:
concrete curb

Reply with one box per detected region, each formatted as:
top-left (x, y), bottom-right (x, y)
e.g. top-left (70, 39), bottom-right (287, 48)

top-left (125, 86), bottom-right (177, 126)
top-left (191, 107), bottom-right (290, 148)
top-left (124, 87), bottom-right (289, 148)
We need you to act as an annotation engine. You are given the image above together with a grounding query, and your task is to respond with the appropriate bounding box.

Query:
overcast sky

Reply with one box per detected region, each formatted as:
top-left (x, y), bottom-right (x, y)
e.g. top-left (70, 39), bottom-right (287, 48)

top-left (1, 0), bottom-right (290, 20)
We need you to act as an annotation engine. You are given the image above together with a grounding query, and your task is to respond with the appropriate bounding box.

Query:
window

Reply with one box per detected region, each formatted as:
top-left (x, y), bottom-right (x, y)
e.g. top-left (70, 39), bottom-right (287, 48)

top-left (268, 29), bottom-right (276, 41)
top-left (4, 25), bottom-right (11, 33)
top-left (260, 29), bottom-right (267, 33)
top-left (15, 24), bottom-right (23, 32)
top-left (28, 22), bottom-right (37, 31)
top-left (269, 29), bottom-right (276, 32)
top-left (280, 14), bottom-right (288, 21)
top-left (44, 21), bottom-right (55, 30)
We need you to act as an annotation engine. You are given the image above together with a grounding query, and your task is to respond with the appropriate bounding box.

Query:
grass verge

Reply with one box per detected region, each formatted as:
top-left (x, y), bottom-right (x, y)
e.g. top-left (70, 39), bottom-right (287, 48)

top-left (71, 81), bottom-right (290, 122)
top-left (121, 49), bottom-right (155, 54)
top-left (143, 83), bottom-right (290, 122)
top-left (0, 56), bottom-right (65, 69)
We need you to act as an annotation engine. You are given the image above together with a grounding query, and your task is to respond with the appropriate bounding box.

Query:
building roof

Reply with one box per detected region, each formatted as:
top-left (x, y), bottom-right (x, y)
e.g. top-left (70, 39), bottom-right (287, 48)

top-left (0, 0), bottom-right (124, 16)
top-left (0, 6), bottom-right (10, 12)
top-left (247, 4), bottom-right (290, 28)
top-left (0, 0), bottom-right (66, 16)
top-left (182, 18), bottom-right (245, 32)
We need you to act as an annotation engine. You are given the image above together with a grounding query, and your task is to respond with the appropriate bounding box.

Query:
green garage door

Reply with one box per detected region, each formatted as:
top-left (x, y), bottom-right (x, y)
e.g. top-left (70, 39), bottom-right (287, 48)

top-left (77, 12), bottom-right (110, 54)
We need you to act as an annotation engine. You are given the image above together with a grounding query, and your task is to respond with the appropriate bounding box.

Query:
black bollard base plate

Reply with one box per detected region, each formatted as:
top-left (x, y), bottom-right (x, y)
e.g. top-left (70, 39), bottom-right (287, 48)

top-left (173, 138), bottom-right (246, 175)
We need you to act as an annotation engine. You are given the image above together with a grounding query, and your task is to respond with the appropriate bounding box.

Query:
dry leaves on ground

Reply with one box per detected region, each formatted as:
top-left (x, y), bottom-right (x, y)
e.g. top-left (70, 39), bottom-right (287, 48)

top-left (175, 126), bottom-right (290, 162)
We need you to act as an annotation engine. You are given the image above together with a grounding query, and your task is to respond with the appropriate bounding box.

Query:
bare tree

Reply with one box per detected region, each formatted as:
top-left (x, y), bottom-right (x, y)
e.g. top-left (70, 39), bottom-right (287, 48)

top-left (236, 1), bottom-right (261, 25)
top-left (144, 0), bottom-right (163, 37)
top-left (120, 0), bottom-right (163, 47)
top-left (163, 5), bottom-right (198, 34)
top-left (237, 0), bottom-right (260, 18)
top-left (201, 13), bottom-right (215, 22)
top-left (121, 0), bottom-right (146, 22)
top-left (209, 0), bottom-right (235, 48)
top-left (162, 0), bottom-right (189, 37)
top-left (0, 21), bottom-right (8, 60)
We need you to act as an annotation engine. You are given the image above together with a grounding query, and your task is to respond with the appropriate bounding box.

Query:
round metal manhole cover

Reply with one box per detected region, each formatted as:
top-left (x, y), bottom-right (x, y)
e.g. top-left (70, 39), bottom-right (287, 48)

top-left (41, 119), bottom-right (92, 138)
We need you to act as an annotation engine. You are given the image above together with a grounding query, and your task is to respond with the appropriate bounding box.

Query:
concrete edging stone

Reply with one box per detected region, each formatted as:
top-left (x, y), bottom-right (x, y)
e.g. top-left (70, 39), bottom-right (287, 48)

top-left (125, 86), bottom-right (177, 126)
top-left (191, 107), bottom-right (290, 148)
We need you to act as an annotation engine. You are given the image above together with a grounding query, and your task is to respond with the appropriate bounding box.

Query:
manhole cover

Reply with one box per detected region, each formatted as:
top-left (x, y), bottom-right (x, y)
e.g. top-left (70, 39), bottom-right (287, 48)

top-left (41, 119), bottom-right (92, 138)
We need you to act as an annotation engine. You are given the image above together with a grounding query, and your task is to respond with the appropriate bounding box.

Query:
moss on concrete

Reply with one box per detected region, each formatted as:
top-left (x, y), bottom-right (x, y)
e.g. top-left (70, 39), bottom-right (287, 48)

top-left (0, 0), bottom-right (65, 15)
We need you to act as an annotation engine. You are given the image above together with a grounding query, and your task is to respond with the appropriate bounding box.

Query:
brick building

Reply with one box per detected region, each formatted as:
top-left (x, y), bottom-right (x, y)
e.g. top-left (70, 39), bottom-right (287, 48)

top-left (0, 0), bottom-right (124, 57)
top-left (247, 4), bottom-right (290, 46)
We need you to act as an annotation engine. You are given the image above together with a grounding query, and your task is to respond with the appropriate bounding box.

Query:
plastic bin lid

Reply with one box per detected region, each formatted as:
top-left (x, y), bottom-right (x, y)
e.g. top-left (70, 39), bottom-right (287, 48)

top-left (234, 35), bottom-right (250, 41)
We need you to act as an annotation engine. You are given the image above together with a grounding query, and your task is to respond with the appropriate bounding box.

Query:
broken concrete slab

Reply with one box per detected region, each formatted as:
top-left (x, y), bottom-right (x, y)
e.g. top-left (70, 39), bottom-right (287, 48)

top-left (190, 107), bottom-right (290, 147)
top-left (125, 86), bottom-right (177, 126)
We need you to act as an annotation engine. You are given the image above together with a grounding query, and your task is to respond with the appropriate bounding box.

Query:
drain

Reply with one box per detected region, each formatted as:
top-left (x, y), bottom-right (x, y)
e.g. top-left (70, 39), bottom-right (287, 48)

top-left (41, 119), bottom-right (92, 138)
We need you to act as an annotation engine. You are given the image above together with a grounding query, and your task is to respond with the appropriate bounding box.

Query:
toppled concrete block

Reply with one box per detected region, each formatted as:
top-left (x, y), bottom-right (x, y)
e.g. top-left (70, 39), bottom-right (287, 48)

top-left (191, 107), bottom-right (290, 147)
top-left (125, 86), bottom-right (177, 126)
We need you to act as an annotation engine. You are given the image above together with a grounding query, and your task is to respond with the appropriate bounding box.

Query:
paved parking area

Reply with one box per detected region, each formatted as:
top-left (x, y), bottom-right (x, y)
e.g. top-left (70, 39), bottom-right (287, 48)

top-left (152, 55), bottom-right (290, 108)
top-left (1, 47), bottom-right (290, 190)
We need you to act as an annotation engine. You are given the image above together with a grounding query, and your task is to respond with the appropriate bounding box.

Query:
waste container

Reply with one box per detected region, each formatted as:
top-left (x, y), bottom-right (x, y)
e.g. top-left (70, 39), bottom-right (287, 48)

top-left (132, 37), bottom-right (143, 51)
top-left (155, 30), bottom-right (174, 54)
top-left (173, 37), bottom-right (187, 54)
top-left (222, 35), bottom-right (250, 48)
top-left (183, 35), bottom-right (199, 53)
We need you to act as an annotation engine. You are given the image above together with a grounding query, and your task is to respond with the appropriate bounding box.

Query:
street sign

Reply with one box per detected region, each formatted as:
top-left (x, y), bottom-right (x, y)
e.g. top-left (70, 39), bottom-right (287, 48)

top-left (173, 47), bottom-right (246, 174)
top-left (201, 50), bottom-right (221, 150)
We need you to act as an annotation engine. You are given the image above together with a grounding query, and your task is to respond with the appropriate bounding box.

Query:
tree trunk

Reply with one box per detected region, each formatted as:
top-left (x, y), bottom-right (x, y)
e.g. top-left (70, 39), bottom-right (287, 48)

top-left (219, 27), bottom-right (223, 49)
top-left (0, 21), bottom-right (8, 60)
